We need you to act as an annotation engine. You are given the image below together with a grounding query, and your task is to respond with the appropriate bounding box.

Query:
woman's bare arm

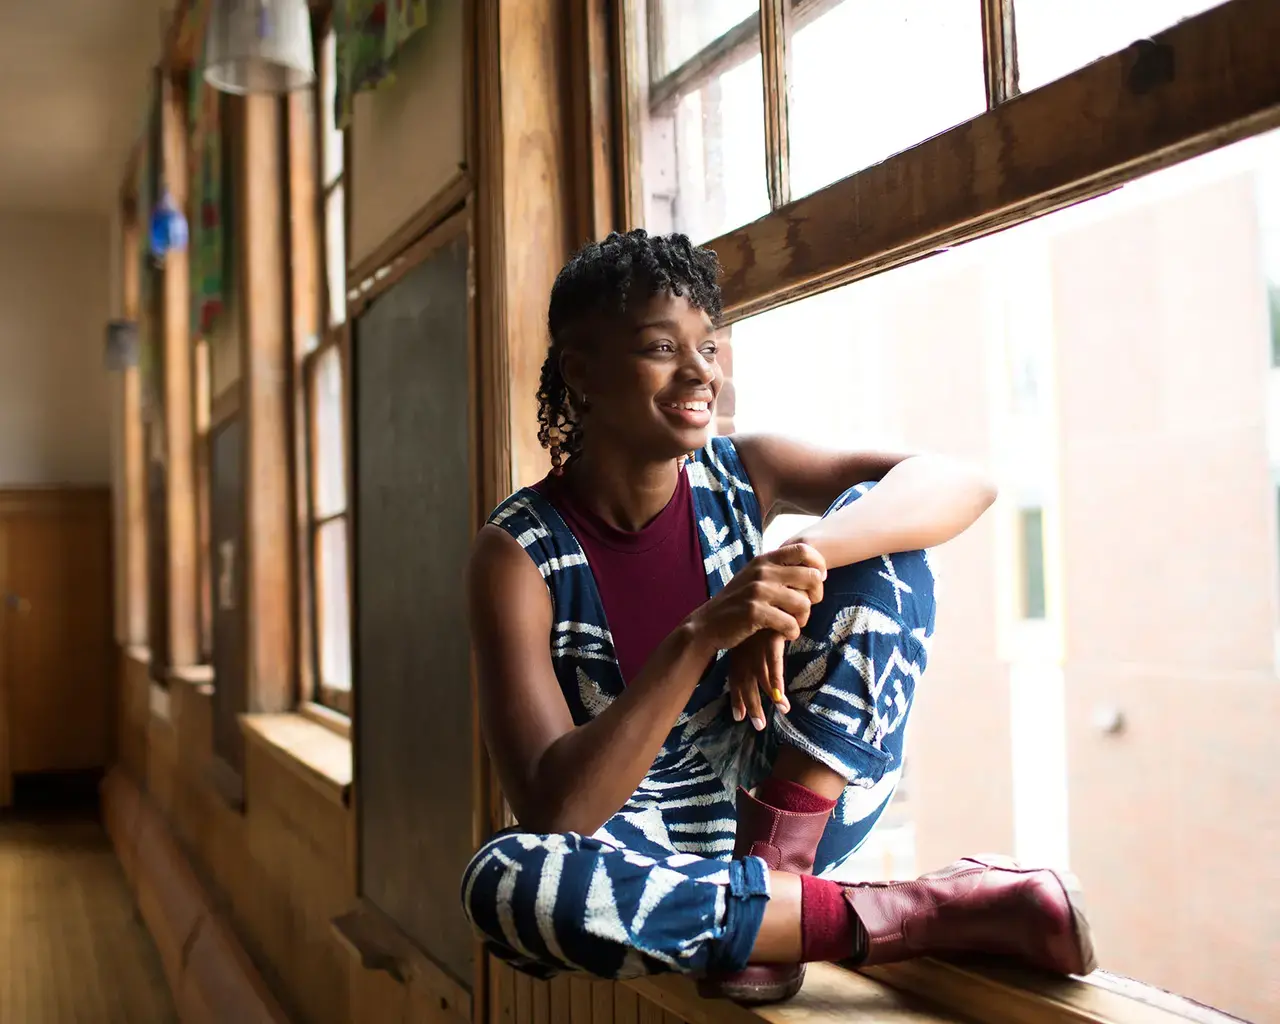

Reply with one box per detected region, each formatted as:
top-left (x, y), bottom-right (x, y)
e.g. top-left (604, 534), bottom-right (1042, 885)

top-left (734, 434), bottom-right (996, 567)
top-left (469, 525), bottom-right (716, 835)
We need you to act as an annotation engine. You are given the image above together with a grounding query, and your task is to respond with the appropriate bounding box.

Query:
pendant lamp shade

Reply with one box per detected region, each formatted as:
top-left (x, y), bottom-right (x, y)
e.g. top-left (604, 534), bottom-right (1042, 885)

top-left (204, 0), bottom-right (315, 95)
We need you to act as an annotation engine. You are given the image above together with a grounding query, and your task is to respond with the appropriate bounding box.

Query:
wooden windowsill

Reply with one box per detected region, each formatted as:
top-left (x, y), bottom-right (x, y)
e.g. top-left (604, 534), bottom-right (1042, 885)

top-left (167, 662), bottom-right (214, 694)
top-left (629, 966), bottom-right (967, 1024)
top-left (860, 959), bottom-right (1248, 1024)
top-left (239, 712), bottom-right (352, 807)
top-left (629, 959), bottom-right (1245, 1024)
top-left (297, 700), bottom-right (351, 739)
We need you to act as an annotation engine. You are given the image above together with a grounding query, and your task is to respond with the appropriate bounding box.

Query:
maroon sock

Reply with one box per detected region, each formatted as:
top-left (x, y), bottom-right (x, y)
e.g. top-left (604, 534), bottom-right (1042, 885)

top-left (755, 776), bottom-right (839, 816)
top-left (800, 874), bottom-right (867, 963)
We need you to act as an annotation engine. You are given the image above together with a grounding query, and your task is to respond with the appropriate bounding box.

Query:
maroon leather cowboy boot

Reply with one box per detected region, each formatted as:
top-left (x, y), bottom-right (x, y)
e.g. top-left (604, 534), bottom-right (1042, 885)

top-left (697, 786), bottom-right (832, 1004)
top-left (844, 856), bottom-right (1097, 976)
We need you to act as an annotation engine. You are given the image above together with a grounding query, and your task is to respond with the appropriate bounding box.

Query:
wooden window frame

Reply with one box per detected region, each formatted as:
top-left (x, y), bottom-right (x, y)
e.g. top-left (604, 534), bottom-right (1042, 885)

top-left (617, 0), bottom-right (1280, 1021)
top-left (293, 14), bottom-right (354, 720)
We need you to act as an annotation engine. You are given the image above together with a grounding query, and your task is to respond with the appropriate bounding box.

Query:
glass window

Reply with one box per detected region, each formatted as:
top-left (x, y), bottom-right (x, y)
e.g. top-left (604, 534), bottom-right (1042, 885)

top-left (325, 184), bottom-right (347, 327)
top-left (311, 345), bottom-right (346, 519)
top-left (320, 29), bottom-right (344, 186)
top-left (1015, 0), bottom-right (1220, 94)
top-left (729, 131), bottom-right (1280, 1023)
top-left (653, 0), bottom-right (759, 77)
top-left (789, 0), bottom-right (986, 199)
top-left (643, 3), bottom-right (768, 241)
top-left (1019, 507), bottom-right (1046, 620)
top-left (316, 518), bottom-right (351, 692)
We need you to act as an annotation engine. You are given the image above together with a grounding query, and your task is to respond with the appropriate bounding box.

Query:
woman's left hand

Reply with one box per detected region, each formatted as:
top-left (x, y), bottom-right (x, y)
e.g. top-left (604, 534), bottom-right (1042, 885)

top-left (728, 630), bottom-right (789, 731)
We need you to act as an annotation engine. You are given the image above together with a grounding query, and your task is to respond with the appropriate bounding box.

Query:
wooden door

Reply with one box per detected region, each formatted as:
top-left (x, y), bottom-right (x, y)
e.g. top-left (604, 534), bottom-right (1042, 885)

top-left (0, 490), bottom-right (113, 806)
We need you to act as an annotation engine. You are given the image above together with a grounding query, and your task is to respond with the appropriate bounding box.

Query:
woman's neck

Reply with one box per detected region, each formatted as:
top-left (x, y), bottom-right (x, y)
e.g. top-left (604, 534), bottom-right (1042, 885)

top-left (563, 446), bottom-right (682, 532)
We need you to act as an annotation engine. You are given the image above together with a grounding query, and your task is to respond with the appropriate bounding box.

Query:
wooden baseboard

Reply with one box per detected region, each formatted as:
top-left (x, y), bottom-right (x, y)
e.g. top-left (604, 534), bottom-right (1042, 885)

top-left (99, 767), bottom-right (292, 1024)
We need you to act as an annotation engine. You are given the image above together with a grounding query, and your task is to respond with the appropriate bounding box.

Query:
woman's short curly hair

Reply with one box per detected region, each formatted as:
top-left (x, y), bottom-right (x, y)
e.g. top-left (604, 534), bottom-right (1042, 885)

top-left (538, 229), bottom-right (723, 472)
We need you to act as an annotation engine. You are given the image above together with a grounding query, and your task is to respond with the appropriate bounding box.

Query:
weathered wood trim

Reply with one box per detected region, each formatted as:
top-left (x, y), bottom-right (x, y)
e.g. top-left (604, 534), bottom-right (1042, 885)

top-left (614, 0), bottom-right (645, 229)
top-left (709, 0), bottom-right (1280, 322)
top-left (161, 73), bottom-right (200, 671)
top-left (760, 0), bottom-right (792, 210)
top-left (346, 171), bottom-right (471, 289)
top-left (862, 959), bottom-right (1249, 1024)
top-left (568, 0), bottom-right (619, 242)
top-left (121, 203), bottom-right (150, 649)
top-left (647, 0), bottom-right (841, 114)
top-left (100, 766), bottom-right (292, 1023)
top-left (239, 95), bottom-right (294, 714)
top-left (287, 87), bottom-right (321, 711)
top-left (239, 712), bottom-right (352, 806)
top-left (980, 0), bottom-right (1019, 108)
top-left (332, 900), bottom-right (473, 1020)
top-left (346, 209), bottom-right (469, 320)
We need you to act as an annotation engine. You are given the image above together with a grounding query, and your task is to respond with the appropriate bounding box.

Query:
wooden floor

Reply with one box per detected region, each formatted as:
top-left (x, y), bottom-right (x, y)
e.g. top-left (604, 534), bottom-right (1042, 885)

top-left (0, 810), bottom-right (177, 1023)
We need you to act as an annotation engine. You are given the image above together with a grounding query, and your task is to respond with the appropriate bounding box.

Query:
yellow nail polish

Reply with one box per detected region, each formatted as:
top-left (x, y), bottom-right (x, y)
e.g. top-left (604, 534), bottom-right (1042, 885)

top-left (772, 688), bottom-right (784, 703)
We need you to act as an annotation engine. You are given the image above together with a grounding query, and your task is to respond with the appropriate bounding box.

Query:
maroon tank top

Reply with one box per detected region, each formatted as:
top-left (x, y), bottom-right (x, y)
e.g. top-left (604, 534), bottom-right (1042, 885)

top-left (535, 467), bottom-right (709, 685)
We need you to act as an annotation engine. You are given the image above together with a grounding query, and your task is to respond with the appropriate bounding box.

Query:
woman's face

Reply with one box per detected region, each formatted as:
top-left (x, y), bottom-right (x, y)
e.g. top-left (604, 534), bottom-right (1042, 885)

top-left (567, 290), bottom-right (722, 461)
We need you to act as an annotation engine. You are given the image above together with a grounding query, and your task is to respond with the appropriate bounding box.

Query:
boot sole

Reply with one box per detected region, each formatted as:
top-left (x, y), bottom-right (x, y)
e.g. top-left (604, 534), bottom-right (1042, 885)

top-left (697, 964), bottom-right (806, 1005)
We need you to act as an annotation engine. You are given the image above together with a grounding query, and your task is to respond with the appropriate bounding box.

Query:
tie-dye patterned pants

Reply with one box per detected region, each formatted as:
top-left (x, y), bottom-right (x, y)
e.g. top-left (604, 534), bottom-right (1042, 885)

top-left (461, 497), bottom-right (937, 980)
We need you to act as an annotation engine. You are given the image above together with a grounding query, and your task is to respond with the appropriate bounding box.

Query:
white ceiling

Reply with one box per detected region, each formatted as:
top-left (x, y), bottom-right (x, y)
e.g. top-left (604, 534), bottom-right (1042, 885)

top-left (0, 0), bottom-right (175, 214)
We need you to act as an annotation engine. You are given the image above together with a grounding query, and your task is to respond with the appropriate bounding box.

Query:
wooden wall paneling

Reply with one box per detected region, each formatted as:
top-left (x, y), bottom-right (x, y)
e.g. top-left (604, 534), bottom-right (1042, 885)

top-left (239, 93), bottom-right (294, 715)
top-left (499, 0), bottom-right (575, 489)
top-left (548, 974), bottom-right (572, 1022)
top-left (709, 0), bottom-right (1280, 321)
top-left (160, 72), bottom-right (200, 671)
top-left (613, 983), bottom-right (640, 1024)
top-left (121, 204), bottom-right (149, 649)
top-left (354, 224), bottom-right (475, 989)
top-left (569, 976), bottom-right (593, 1024)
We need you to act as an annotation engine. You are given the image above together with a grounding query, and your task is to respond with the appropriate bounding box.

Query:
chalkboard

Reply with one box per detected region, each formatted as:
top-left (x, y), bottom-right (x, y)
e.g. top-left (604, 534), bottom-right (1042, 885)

top-left (209, 415), bottom-right (246, 775)
top-left (354, 231), bottom-right (474, 988)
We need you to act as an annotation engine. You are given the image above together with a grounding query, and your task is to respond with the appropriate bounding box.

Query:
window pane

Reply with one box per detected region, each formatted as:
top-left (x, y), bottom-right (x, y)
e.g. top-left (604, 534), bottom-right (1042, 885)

top-left (730, 130), bottom-right (1280, 1022)
top-left (316, 518), bottom-right (351, 693)
top-left (1019, 507), bottom-right (1046, 619)
top-left (321, 29), bottom-right (343, 185)
top-left (1015, 0), bottom-right (1219, 93)
top-left (643, 53), bottom-right (769, 242)
top-left (789, 0), bottom-right (986, 199)
top-left (654, 0), bottom-right (759, 78)
top-left (326, 184), bottom-right (347, 327)
top-left (311, 345), bottom-right (347, 518)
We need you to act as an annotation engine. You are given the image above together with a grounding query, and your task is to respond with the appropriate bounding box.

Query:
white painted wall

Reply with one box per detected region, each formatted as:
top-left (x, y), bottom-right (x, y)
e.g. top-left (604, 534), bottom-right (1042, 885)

top-left (0, 211), bottom-right (113, 484)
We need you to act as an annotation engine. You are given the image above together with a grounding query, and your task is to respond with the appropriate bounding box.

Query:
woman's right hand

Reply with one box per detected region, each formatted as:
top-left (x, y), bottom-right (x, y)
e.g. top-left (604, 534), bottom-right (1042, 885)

top-left (687, 543), bottom-right (827, 654)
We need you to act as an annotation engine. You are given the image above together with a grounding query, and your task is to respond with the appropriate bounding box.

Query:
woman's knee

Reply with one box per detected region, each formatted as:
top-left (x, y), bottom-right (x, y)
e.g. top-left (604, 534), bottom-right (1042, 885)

top-left (460, 831), bottom-right (541, 935)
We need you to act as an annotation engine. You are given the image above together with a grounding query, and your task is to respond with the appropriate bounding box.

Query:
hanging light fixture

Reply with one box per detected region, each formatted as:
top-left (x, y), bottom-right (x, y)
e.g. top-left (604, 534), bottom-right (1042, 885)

top-left (204, 0), bottom-right (315, 95)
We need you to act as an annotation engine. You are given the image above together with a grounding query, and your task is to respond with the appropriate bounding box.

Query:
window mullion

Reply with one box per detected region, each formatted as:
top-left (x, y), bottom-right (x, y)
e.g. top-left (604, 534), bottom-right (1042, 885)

top-left (760, 0), bottom-right (792, 210)
top-left (980, 0), bottom-right (1020, 108)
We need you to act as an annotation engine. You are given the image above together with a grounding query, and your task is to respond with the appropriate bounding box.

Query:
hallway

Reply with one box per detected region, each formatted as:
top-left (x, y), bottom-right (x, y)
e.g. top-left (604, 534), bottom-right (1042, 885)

top-left (0, 811), bottom-right (176, 1023)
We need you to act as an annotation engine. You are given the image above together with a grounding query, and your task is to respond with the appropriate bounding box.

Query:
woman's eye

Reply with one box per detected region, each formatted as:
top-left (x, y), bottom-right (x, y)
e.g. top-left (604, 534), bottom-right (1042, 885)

top-left (701, 345), bottom-right (718, 358)
top-left (653, 342), bottom-right (675, 353)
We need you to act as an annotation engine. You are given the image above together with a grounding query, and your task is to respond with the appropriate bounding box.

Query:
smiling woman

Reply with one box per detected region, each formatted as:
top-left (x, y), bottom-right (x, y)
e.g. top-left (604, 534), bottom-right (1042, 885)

top-left (460, 229), bottom-right (1087, 1006)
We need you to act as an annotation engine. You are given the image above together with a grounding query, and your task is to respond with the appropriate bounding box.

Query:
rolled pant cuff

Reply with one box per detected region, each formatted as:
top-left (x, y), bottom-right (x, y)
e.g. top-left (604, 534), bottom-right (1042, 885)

top-left (709, 856), bottom-right (771, 973)
top-left (773, 705), bottom-right (892, 787)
